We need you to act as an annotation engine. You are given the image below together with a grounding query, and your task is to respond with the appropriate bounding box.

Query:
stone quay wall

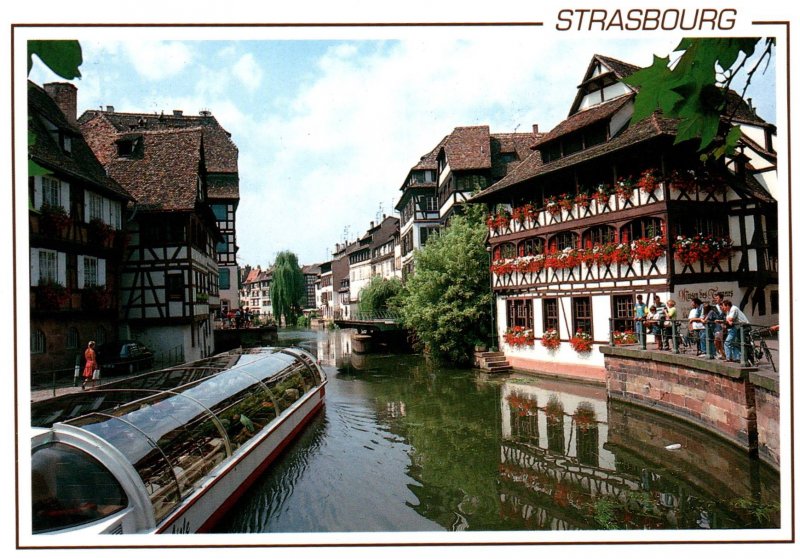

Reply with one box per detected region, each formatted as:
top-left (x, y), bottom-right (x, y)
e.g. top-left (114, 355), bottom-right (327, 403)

top-left (600, 346), bottom-right (779, 470)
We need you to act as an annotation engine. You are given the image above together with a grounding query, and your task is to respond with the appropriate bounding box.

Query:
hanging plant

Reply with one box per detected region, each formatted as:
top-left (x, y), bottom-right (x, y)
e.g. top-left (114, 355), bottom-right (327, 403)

top-left (82, 285), bottom-right (113, 311)
top-left (612, 330), bottom-right (639, 345)
top-left (545, 195), bottom-right (560, 217)
top-left (673, 234), bottom-right (734, 266)
top-left (88, 218), bottom-right (115, 245)
top-left (637, 168), bottom-right (662, 194)
top-left (569, 329), bottom-right (593, 353)
top-left (592, 185), bottom-right (610, 205)
top-left (36, 280), bottom-right (71, 310)
top-left (541, 328), bottom-right (561, 350)
top-left (574, 192), bottom-right (591, 208)
top-left (615, 177), bottom-right (634, 201)
top-left (630, 236), bottom-right (666, 261)
top-left (38, 203), bottom-right (72, 237)
top-left (558, 193), bottom-right (573, 211)
top-left (504, 325), bottom-right (535, 347)
top-left (668, 169), bottom-right (697, 193)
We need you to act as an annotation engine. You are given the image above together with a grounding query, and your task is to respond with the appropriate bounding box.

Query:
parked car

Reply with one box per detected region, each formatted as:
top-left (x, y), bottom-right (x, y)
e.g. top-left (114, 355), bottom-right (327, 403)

top-left (96, 340), bottom-right (155, 375)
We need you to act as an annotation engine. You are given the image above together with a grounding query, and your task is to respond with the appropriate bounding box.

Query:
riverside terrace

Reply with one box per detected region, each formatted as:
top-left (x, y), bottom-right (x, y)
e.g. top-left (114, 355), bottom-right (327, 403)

top-left (600, 320), bottom-right (780, 470)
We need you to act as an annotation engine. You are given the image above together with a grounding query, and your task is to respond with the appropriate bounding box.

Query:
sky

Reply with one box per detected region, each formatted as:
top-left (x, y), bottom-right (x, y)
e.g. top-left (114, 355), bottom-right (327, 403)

top-left (26, 31), bottom-right (777, 268)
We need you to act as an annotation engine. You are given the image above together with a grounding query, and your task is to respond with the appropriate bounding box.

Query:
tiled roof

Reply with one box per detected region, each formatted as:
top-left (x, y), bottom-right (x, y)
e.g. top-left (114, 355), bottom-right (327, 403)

top-left (370, 216), bottom-right (399, 249)
top-left (472, 113), bottom-right (675, 202)
top-left (443, 125), bottom-right (492, 170)
top-left (593, 54), bottom-right (641, 81)
top-left (79, 110), bottom-right (238, 172)
top-left (28, 81), bottom-right (132, 201)
top-left (536, 94), bottom-right (634, 148)
top-left (104, 128), bottom-right (204, 211)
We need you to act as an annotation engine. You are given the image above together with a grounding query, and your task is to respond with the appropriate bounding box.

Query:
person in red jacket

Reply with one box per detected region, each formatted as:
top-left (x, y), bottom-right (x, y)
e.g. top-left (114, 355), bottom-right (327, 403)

top-left (82, 341), bottom-right (97, 390)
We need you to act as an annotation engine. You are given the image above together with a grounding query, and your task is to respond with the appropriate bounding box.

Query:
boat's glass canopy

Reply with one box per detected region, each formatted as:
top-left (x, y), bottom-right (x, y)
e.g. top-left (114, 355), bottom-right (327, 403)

top-left (31, 348), bottom-right (324, 529)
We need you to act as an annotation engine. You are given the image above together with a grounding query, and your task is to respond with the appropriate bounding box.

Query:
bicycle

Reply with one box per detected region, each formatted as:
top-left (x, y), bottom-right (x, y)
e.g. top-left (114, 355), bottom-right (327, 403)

top-left (744, 326), bottom-right (777, 372)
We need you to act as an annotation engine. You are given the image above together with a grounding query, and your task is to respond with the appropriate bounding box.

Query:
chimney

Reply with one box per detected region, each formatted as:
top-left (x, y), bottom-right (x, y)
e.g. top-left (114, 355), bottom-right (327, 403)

top-left (44, 82), bottom-right (78, 125)
top-left (173, 109), bottom-right (183, 117)
top-left (532, 124), bottom-right (539, 136)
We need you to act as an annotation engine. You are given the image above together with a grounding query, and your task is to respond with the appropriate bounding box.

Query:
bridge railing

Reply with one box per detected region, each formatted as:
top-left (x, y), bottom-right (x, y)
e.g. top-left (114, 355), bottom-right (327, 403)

top-left (348, 310), bottom-right (402, 322)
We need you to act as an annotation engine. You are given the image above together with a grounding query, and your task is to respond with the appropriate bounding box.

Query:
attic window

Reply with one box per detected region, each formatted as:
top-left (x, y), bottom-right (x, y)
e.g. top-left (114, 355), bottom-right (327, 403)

top-left (117, 140), bottom-right (135, 157)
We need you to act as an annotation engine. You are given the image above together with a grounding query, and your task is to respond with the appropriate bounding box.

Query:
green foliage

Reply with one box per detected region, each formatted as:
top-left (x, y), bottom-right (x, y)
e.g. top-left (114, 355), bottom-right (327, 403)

top-left (358, 276), bottom-right (402, 316)
top-left (28, 40), bottom-right (83, 79)
top-left (396, 205), bottom-right (492, 365)
top-left (28, 40), bottom-right (83, 177)
top-left (624, 38), bottom-right (772, 158)
top-left (269, 251), bottom-right (305, 327)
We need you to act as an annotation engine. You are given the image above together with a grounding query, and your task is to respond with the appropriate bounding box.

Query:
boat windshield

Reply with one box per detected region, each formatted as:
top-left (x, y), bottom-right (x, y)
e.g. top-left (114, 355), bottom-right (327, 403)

top-left (32, 442), bottom-right (128, 533)
top-left (57, 347), bottom-right (322, 524)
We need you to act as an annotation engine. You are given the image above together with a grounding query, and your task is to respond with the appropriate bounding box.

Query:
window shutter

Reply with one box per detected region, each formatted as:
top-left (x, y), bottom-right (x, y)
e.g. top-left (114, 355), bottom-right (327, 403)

top-left (77, 256), bottom-right (85, 289)
top-left (33, 176), bottom-right (42, 210)
top-left (84, 190), bottom-right (91, 223)
top-left (60, 180), bottom-right (70, 214)
top-left (57, 252), bottom-right (67, 286)
top-left (30, 249), bottom-right (40, 287)
top-left (98, 259), bottom-right (106, 286)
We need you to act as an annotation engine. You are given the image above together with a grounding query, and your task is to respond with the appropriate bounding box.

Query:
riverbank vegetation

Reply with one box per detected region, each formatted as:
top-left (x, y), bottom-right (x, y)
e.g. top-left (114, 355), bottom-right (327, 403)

top-left (394, 204), bottom-right (492, 365)
top-left (270, 251), bottom-right (305, 326)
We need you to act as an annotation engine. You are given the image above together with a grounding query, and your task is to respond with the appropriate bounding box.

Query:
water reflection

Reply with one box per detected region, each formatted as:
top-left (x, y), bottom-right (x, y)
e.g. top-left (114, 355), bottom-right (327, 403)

top-left (215, 328), bottom-right (780, 533)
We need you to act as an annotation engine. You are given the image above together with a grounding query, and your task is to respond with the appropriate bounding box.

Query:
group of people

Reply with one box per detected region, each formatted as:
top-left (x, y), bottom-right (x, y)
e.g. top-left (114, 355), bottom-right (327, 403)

top-left (634, 292), bottom-right (750, 362)
top-left (219, 308), bottom-right (252, 329)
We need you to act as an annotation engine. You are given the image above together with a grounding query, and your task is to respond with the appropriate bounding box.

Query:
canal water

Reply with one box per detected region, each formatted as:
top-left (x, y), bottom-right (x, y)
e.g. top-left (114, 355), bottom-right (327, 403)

top-left (214, 328), bottom-right (780, 533)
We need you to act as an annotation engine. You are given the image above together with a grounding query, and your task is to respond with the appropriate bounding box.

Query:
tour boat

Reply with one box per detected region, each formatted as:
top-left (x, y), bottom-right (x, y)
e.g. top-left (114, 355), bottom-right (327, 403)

top-left (30, 346), bottom-right (326, 535)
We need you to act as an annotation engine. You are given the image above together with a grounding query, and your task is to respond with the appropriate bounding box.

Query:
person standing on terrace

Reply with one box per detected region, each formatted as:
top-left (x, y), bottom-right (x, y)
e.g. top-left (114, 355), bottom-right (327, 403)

top-left (722, 299), bottom-right (750, 362)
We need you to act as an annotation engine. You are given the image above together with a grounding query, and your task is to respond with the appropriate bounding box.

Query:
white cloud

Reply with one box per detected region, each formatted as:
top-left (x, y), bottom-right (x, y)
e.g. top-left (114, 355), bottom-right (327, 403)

top-left (234, 35), bottom-right (682, 265)
top-left (124, 41), bottom-right (194, 81)
top-left (232, 53), bottom-right (264, 92)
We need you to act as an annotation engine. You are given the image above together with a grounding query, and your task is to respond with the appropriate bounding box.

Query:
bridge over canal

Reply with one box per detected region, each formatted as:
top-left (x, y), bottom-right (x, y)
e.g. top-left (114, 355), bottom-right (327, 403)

top-left (333, 312), bottom-right (409, 353)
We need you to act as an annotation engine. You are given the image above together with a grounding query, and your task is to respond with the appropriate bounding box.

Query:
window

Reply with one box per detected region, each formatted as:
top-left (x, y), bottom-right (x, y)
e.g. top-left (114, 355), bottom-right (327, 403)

top-left (520, 238), bottom-right (545, 257)
top-left (572, 297), bottom-right (593, 337)
top-left (494, 242), bottom-right (516, 260)
top-left (623, 217), bottom-right (663, 241)
top-left (212, 204), bottom-right (227, 221)
top-left (612, 295), bottom-right (635, 333)
top-left (506, 299), bottom-right (534, 329)
top-left (420, 227), bottom-right (437, 247)
top-left (551, 232), bottom-right (578, 252)
top-left (219, 268), bottom-right (230, 290)
top-left (94, 327), bottom-right (107, 345)
top-left (66, 327), bottom-right (80, 350)
top-left (117, 140), bottom-right (135, 157)
top-left (42, 177), bottom-right (61, 208)
top-left (87, 192), bottom-right (103, 222)
top-left (39, 250), bottom-right (58, 284)
top-left (83, 256), bottom-right (98, 287)
top-left (216, 239), bottom-right (228, 254)
top-left (31, 329), bottom-right (46, 354)
top-left (543, 298), bottom-right (559, 332)
top-left (583, 225), bottom-right (616, 248)
top-left (166, 273), bottom-right (184, 301)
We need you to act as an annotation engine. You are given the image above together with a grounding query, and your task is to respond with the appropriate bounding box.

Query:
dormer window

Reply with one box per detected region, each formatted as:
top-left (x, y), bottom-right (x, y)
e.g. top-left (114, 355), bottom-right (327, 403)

top-left (117, 140), bottom-right (135, 157)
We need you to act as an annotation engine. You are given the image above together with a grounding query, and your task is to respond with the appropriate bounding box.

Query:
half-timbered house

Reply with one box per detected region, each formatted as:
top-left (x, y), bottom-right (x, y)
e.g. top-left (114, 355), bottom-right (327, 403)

top-left (470, 54), bottom-right (778, 381)
top-left (28, 81), bottom-right (134, 375)
top-left (79, 107), bottom-right (241, 316)
top-left (396, 127), bottom-right (538, 278)
top-left (80, 123), bottom-right (222, 362)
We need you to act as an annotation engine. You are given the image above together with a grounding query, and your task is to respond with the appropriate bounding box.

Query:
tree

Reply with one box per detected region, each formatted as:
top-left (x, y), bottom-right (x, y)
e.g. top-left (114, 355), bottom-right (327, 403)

top-left (357, 276), bottom-right (402, 316)
top-left (624, 38), bottom-right (774, 160)
top-left (269, 251), bottom-right (305, 327)
top-left (396, 205), bottom-right (492, 365)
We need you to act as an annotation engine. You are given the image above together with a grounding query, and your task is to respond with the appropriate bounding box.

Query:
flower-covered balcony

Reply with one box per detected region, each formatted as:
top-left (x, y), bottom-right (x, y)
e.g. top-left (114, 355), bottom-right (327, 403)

top-left (486, 167), bottom-right (733, 239)
top-left (487, 170), bottom-right (665, 238)
top-left (490, 234), bottom-right (742, 289)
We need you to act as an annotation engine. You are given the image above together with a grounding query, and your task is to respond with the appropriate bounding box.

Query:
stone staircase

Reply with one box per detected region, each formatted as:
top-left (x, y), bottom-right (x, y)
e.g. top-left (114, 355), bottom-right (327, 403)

top-left (474, 350), bottom-right (512, 373)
